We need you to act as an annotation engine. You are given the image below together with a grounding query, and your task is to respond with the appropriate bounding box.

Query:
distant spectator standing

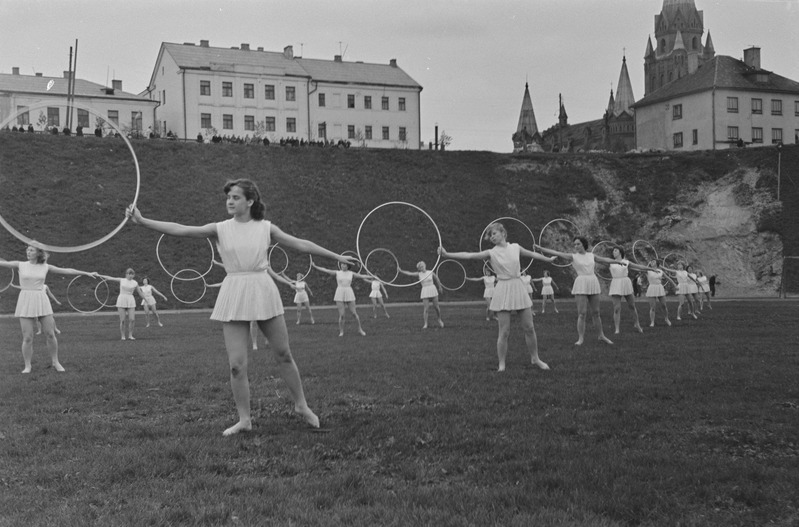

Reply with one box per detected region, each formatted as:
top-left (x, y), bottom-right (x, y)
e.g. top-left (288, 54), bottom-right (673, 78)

top-left (197, 132), bottom-right (204, 143)
top-left (27, 124), bottom-right (34, 133)
top-left (709, 275), bottom-right (719, 297)
top-left (94, 126), bottom-right (103, 138)
top-left (76, 125), bottom-right (83, 136)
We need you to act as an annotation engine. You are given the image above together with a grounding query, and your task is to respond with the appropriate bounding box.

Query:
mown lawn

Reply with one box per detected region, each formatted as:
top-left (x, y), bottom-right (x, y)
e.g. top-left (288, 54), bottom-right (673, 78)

top-left (1, 300), bottom-right (797, 526)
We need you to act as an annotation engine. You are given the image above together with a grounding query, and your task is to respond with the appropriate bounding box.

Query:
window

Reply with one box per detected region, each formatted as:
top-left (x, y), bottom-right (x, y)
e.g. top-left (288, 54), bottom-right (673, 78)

top-left (727, 126), bottom-right (739, 141)
top-left (244, 115), bottom-right (255, 131)
top-left (76, 109), bottom-right (89, 128)
top-left (365, 126), bottom-right (372, 140)
top-left (771, 99), bottom-right (782, 115)
top-left (223, 114), bottom-right (233, 130)
top-left (162, 90), bottom-right (166, 105)
top-left (673, 132), bottom-right (683, 148)
top-left (46, 107), bottom-right (60, 127)
top-left (131, 111), bottom-right (142, 132)
top-left (772, 128), bottom-right (783, 144)
top-left (381, 97), bottom-right (389, 110)
top-left (399, 98), bottom-right (406, 111)
top-left (382, 126), bottom-right (390, 140)
top-left (672, 104), bottom-right (682, 120)
top-left (692, 129), bottom-right (698, 145)
top-left (244, 83), bottom-right (254, 99)
top-left (348, 125), bottom-right (355, 139)
top-left (16, 105), bottom-right (29, 126)
top-left (399, 127), bottom-right (407, 142)
top-left (752, 98), bottom-right (762, 115)
top-left (222, 82), bottom-right (233, 97)
top-left (286, 86), bottom-right (296, 102)
top-left (348, 94), bottom-right (355, 108)
top-left (201, 113), bottom-right (212, 128)
top-left (752, 127), bottom-right (763, 143)
top-left (265, 117), bottom-right (275, 132)
top-left (727, 97), bottom-right (738, 113)
top-left (364, 96), bottom-right (372, 110)
top-left (795, 101), bottom-right (799, 116)
top-left (286, 117), bottom-right (296, 133)
top-left (318, 93), bottom-right (325, 107)
top-left (200, 81), bottom-right (211, 96)
top-left (318, 123), bottom-right (326, 139)
top-left (264, 85), bottom-right (275, 100)
top-left (107, 110), bottom-right (118, 126)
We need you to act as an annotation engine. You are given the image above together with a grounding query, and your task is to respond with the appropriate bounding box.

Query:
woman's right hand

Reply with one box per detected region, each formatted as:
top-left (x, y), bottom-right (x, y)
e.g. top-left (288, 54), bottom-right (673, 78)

top-left (126, 205), bottom-right (143, 224)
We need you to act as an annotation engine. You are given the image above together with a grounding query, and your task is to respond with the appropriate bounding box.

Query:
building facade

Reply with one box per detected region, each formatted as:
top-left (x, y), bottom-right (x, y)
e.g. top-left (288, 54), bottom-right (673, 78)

top-left (144, 41), bottom-right (423, 148)
top-left (0, 68), bottom-right (156, 134)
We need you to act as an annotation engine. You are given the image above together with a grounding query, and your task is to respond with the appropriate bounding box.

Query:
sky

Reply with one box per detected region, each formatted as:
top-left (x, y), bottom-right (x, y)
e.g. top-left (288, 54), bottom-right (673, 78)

top-left (1, 0), bottom-right (797, 152)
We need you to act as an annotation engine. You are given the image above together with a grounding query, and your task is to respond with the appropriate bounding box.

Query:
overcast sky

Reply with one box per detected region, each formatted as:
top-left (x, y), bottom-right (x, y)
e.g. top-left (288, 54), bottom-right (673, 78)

top-left (1, 0), bottom-right (797, 152)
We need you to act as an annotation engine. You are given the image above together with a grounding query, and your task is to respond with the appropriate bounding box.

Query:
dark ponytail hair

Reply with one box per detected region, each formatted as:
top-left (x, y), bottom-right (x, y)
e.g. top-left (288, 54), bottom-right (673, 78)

top-left (224, 178), bottom-right (265, 220)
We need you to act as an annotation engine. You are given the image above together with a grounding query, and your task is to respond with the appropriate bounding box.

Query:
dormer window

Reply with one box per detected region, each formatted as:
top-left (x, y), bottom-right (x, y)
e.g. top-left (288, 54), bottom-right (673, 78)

top-left (756, 73), bottom-right (769, 83)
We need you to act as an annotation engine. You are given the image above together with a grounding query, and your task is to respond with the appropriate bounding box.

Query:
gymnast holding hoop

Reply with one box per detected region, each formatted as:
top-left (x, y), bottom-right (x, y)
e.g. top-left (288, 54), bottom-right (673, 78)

top-left (98, 268), bottom-right (145, 341)
top-left (532, 270), bottom-right (559, 314)
top-left (440, 221), bottom-right (555, 372)
top-left (291, 272), bottom-right (316, 325)
top-left (139, 277), bottom-right (168, 328)
top-left (465, 266), bottom-right (496, 321)
top-left (645, 259), bottom-right (674, 327)
top-left (606, 246), bottom-right (647, 335)
top-left (11, 282), bottom-right (63, 335)
top-left (696, 270), bottom-right (712, 310)
top-left (662, 261), bottom-right (698, 321)
top-left (311, 260), bottom-right (370, 337)
top-left (128, 178), bottom-right (352, 435)
top-left (362, 275), bottom-right (390, 319)
top-left (536, 236), bottom-right (614, 346)
top-left (398, 261), bottom-right (445, 329)
top-left (1, 245), bottom-right (98, 373)
top-left (686, 264), bottom-right (702, 314)
top-left (520, 271), bottom-right (536, 301)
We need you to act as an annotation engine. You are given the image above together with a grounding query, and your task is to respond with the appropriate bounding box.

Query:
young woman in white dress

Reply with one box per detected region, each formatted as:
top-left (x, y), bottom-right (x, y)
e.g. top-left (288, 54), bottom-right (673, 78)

top-left (440, 222), bottom-right (555, 372)
top-left (363, 276), bottom-right (390, 319)
top-left (520, 271), bottom-right (536, 302)
top-left (532, 270), bottom-right (559, 314)
top-left (312, 261), bottom-right (370, 336)
top-left (606, 246), bottom-right (647, 334)
top-left (291, 272), bottom-right (315, 325)
top-left (661, 261), bottom-right (697, 321)
top-left (139, 277), bottom-right (168, 327)
top-left (645, 260), bottom-right (673, 327)
top-left (466, 267), bottom-right (496, 320)
top-left (695, 270), bottom-right (712, 310)
top-left (399, 261), bottom-right (445, 329)
top-left (98, 268), bottom-right (145, 340)
top-left (129, 178), bottom-right (351, 435)
top-left (536, 236), bottom-right (614, 346)
top-left (686, 264), bottom-right (702, 312)
top-left (1, 245), bottom-right (97, 373)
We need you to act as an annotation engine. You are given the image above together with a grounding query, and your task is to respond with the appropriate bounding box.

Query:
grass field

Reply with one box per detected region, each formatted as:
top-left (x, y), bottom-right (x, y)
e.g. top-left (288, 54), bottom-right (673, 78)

top-left (1, 300), bottom-right (797, 526)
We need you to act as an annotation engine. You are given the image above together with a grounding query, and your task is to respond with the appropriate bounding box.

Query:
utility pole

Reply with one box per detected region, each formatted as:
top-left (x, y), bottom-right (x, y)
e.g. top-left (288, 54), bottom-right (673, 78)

top-left (777, 142), bottom-right (782, 201)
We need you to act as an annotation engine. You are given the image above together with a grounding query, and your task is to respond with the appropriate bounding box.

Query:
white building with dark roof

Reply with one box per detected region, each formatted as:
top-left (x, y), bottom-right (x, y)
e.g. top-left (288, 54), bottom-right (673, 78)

top-left (145, 41), bottom-right (423, 148)
top-left (634, 48), bottom-right (799, 151)
top-left (0, 68), bottom-right (157, 134)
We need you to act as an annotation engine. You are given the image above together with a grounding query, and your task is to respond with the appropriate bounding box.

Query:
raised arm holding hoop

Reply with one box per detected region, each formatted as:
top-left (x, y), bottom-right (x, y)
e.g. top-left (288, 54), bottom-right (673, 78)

top-left (532, 270), bottom-right (560, 314)
top-left (128, 178), bottom-right (353, 436)
top-left (311, 261), bottom-right (370, 337)
top-left (290, 272), bottom-right (316, 325)
top-left (98, 268), bottom-right (145, 341)
top-left (398, 261), bottom-right (445, 329)
top-left (361, 275), bottom-right (390, 319)
top-left (605, 246), bottom-right (649, 334)
top-left (440, 221), bottom-right (555, 372)
top-left (138, 277), bottom-right (169, 328)
top-left (1, 245), bottom-right (98, 373)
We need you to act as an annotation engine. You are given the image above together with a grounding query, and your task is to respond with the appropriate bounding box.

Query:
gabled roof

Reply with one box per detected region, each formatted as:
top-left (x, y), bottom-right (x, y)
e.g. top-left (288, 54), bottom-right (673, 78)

top-left (156, 42), bottom-right (421, 90)
top-left (633, 54), bottom-right (799, 108)
top-left (0, 73), bottom-right (149, 102)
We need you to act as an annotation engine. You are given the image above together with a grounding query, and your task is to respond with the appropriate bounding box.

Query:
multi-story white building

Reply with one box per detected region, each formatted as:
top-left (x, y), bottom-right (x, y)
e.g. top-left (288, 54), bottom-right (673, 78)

top-left (0, 68), bottom-right (156, 134)
top-left (144, 41), bottom-right (423, 148)
top-left (634, 47), bottom-right (799, 151)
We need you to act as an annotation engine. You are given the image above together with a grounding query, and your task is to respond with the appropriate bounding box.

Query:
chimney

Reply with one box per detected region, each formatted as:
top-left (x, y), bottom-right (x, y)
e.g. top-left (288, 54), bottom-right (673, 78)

top-left (334, 55), bottom-right (342, 62)
top-left (200, 40), bottom-right (209, 48)
top-left (744, 46), bottom-right (761, 69)
top-left (283, 45), bottom-right (294, 59)
top-left (389, 58), bottom-right (397, 67)
top-left (12, 67), bottom-right (19, 75)
top-left (257, 47), bottom-right (264, 51)
top-left (35, 73), bottom-right (43, 77)
top-left (63, 71), bottom-right (73, 80)
top-left (112, 79), bottom-right (122, 91)
top-left (241, 43), bottom-right (250, 51)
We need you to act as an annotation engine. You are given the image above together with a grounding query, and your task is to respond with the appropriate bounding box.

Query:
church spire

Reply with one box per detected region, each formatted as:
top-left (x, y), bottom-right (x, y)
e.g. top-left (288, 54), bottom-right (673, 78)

top-left (644, 36), bottom-right (654, 59)
top-left (613, 55), bottom-right (635, 116)
top-left (515, 82), bottom-right (539, 136)
top-left (704, 31), bottom-right (715, 56)
top-left (606, 87), bottom-right (616, 115)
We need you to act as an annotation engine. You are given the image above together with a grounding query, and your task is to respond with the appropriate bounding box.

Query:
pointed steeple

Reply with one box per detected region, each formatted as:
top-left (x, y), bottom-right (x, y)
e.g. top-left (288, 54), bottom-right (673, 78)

top-left (558, 93), bottom-right (568, 127)
top-left (515, 82), bottom-right (539, 136)
top-left (645, 36), bottom-right (654, 58)
top-left (613, 55), bottom-right (635, 116)
top-left (673, 30), bottom-right (685, 51)
top-left (704, 31), bottom-right (715, 56)
top-left (606, 87), bottom-right (616, 115)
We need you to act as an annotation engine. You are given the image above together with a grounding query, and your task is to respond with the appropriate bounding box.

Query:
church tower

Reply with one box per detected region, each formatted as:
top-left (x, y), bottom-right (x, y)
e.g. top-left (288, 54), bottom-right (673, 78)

top-left (644, 0), bottom-right (715, 95)
top-left (512, 82), bottom-right (542, 152)
top-left (607, 55), bottom-right (636, 151)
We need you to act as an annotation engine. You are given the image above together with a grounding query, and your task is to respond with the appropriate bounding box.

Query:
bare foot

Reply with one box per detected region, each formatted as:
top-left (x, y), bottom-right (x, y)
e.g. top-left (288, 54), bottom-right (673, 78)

top-left (438, 320), bottom-right (444, 328)
top-left (52, 362), bottom-right (65, 372)
top-left (497, 364), bottom-right (506, 372)
top-left (145, 324), bottom-right (150, 328)
top-left (358, 329), bottom-right (366, 336)
top-left (649, 322), bottom-right (655, 327)
top-left (574, 339), bottom-right (584, 346)
top-left (635, 325), bottom-right (644, 333)
top-left (222, 419), bottom-right (253, 436)
top-left (295, 405), bottom-right (320, 428)
top-left (128, 336), bottom-right (135, 341)
top-left (614, 329), bottom-right (620, 335)
top-left (385, 314), bottom-right (390, 319)
top-left (532, 359), bottom-right (550, 370)
top-left (36, 330), bottom-right (42, 335)
top-left (311, 320), bottom-right (315, 324)
top-left (338, 331), bottom-right (344, 337)
top-left (55, 329), bottom-right (61, 334)
top-left (422, 325), bottom-right (428, 329)
top-left (665, 319), bottom-right (672, 327)
top-left (22, 366), bottom-right (31, 374)
top-left (599, 335), bottom-right (614, 345)
top-left (158, 322), bottom-right (163, 327)
top-left (121, 336), bottom-right (126, 341)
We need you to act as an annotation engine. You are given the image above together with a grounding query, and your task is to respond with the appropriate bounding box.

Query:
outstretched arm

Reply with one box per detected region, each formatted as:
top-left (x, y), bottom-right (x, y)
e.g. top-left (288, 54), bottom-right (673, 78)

top-left (267, 268), bottom-right (295, 287)
top-left (270, 224), bottom-right (356, 268)
top-left (311, 261), bottom-right (338, 276)
top-left (0, 260), bottom-right (20, 270)
top-left (127, 205), bottom-right (217, 239)
top-left (438, 247), bottom-right (491, 261)
top-left (151, 286), bottom-right (169, 301)
top-left (519, 246), bottom-right (558, 263)
top-left (45, 286), bottom-right (62, 305)
top-left (50, 265), bottom-right (99, 279)
top-left (534, 244), bottom-right (573, 261)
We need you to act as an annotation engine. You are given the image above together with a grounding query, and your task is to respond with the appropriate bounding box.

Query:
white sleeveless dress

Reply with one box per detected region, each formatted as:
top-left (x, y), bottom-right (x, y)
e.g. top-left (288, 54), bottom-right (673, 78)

top-left (15, 261), bottom-right (53, 317)
top-left (609, 260), bottom-right (634, 296)
top-left (570, 252), bottom-right (601, 295)
top-left (487, 243), bottom-right (532, 312)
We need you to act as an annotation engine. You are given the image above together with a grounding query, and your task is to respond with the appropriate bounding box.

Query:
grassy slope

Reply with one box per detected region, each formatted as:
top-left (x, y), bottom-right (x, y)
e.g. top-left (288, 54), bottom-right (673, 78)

top-left (1, 133), bottom-right (797, 311)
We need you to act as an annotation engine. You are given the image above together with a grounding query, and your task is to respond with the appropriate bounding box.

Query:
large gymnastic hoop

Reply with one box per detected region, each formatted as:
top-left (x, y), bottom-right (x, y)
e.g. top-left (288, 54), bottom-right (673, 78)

top-left (169, 268), bottom-right (207, 304)
top-left (662, 252), bottom-right (687, 269)
top-left (479, 217), bottom-right (537, 273)
top-left (538, 218), bottom-right (582, 268)
top-left (631, 239), bottom-right (659, 266)
top-left (0, 267), bottom-right (15, 293)
top-left (0, 101), bottom-right (141, 253)
top-left (156, 234), bottom-right (215, 281)
top-left (356, 201), bottom-right (442, 288)
top-left (340, 250), bottom-right (363, 274)
top-left (591, 240), bottom-right (616, 281)
top-left (66, 275), bottom-right (109, 314)
top-left (435, 259), bottom-right (467, 292)
top-left (268, 244), bottom-right (313, 281)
